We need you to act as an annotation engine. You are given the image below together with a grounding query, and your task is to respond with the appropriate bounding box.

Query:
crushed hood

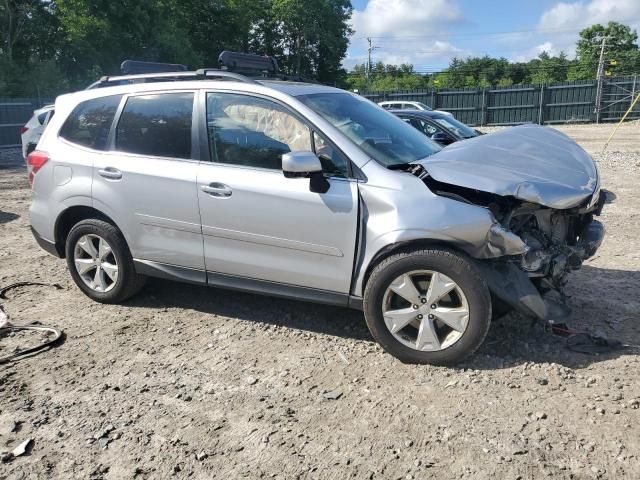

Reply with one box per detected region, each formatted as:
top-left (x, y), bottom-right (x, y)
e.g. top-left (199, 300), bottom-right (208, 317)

top-left (417, 124), bottom-right (598, 209)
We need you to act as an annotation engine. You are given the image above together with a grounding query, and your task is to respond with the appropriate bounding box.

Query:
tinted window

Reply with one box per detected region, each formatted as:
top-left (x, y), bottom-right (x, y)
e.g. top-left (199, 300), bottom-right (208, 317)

top-left (207, 92), bottom-right (311, 170)
top-left (405, 117), bottom-right (439, 137)
top-left (59, 95), bottom-right (122, 150)
top-left (298, 93), bottom-right (441, 167)
top-left (433, 116), bottom-right (478, 139)
top-left (116, 93), bottom-right (194, 159)
top-left (313, 131), bottom-right (348, 178)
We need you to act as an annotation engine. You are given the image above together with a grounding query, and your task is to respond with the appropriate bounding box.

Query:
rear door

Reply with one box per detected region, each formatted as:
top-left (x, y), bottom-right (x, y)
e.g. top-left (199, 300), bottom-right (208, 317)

top-left (92, 91), bottom-right (204, 271)
top-left (196, 91), bottom-right (358, 293)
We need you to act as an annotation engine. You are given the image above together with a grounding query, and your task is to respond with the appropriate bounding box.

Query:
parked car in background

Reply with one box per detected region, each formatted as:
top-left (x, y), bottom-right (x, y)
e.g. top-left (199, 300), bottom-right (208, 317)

top-left (21, 105), bottom-right (54, 159)
top-left (392, 109), bottom-right (481, 146)
top-left (378, 100), bottom-right (453, 117)
top-left (28, 53), bottom-right (608, 366)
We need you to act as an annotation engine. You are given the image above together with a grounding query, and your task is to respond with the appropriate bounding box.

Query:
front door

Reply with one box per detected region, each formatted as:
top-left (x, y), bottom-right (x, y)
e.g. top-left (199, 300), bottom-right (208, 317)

top-left (196, 91), bottom-right (358, 293)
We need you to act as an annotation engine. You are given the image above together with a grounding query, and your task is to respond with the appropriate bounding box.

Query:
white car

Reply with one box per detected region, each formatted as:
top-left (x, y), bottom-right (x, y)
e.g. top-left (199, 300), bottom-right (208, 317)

top-left (21, 105), bottom-right (54, 159)
top-left (378, 100), bottom-right (453, 117)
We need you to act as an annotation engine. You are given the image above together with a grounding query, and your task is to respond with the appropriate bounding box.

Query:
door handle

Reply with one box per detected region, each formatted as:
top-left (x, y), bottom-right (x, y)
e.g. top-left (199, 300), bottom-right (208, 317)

top-left (201, 182), bottom-right (232, 197)
top-left (98, 167), bottom-right (123, 180)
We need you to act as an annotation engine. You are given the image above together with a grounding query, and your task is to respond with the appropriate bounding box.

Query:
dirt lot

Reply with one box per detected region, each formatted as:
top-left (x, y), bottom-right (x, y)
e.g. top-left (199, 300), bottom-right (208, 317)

top-left (1, 122), bottom-right (639, 479)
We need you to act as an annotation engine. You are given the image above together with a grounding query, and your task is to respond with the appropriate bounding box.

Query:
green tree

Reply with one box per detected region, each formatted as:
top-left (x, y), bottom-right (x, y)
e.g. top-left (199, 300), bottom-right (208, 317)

top-left (573, 21), bottom-right (639, 79)
top-left (528, 51), bottom-right (570, 84)
top-left (271, 0), bottom-right (351, 83)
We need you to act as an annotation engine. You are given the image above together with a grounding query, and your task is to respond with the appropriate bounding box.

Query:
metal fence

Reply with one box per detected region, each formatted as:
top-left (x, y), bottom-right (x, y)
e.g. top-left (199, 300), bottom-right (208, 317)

top-left (0, 97), bottom-right (53, 149)
top-left (362, 75), bottom-right (640, 127)
top-left (1, 77), bottom-right (638, 148)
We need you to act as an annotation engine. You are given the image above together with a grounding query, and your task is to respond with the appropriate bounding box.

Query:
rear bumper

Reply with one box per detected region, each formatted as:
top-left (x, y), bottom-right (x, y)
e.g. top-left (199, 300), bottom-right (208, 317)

top-left (31, 226), bottom-right (61, 258)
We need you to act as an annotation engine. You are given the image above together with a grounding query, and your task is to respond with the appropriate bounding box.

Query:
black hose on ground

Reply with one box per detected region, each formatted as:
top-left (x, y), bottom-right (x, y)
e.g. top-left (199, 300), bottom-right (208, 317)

top-left (0, 282), bottom-right (65, 365)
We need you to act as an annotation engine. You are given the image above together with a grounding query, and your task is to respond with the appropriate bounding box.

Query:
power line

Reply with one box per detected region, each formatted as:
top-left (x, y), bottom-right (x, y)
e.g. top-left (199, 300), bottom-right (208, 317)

top-left (351, 18), bottom-right (640, 41)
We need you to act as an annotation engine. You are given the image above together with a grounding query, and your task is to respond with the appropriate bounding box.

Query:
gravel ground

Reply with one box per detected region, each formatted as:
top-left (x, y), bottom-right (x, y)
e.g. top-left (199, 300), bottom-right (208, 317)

top-left (1, 122), bottom-right (639, 479)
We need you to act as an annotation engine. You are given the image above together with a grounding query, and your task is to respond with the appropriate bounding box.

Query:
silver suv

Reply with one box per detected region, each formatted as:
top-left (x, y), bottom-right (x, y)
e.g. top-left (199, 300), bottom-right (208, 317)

top-left (28, 69), bottom-right (607, 365)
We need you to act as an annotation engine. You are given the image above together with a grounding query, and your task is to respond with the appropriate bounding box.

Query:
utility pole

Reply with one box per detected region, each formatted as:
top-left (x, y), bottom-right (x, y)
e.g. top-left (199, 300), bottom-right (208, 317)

top-left (366, 37), bottom-right (379, 87)
top-left (594, 36), bottom-right (606, 123)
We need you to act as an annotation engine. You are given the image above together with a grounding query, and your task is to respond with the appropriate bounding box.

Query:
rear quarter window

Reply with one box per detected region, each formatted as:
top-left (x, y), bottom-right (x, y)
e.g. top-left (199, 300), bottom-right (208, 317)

top-left (59, 95), bottom-right (122, 150)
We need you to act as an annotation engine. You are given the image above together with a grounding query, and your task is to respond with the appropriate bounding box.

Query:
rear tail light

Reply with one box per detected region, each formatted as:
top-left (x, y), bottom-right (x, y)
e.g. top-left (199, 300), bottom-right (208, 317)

top-left (20, 126), bottom-right (29, 135)
top-left (26, 151), bottom-right (49, 187)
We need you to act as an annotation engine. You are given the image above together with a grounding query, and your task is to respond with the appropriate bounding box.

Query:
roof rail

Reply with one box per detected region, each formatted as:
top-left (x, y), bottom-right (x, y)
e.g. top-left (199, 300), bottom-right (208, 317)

top-left (194, 69), bottom-right (257, 84)
top-left (86, 69), bottom-right (256, 89)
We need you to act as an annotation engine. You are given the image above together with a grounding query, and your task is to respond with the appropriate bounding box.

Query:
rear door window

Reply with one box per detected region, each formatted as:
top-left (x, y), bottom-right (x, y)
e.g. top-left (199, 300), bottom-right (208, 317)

top-left (59, 95), bottom-right (122, 150)
top-left (115, 92), bottom-right (194, 159)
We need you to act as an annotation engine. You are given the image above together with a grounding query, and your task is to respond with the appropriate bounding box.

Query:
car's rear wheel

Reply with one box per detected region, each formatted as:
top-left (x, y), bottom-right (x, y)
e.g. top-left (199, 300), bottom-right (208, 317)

top-left (363, 247), bottom-right (491, 366)
top-left (65, 219), bottom-right (145, 303)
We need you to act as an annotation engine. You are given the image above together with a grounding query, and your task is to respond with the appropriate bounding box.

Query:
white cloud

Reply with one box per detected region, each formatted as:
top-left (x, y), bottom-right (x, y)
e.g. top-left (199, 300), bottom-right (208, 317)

top-left (512, 41), bottom-right (560, 62)
top-left (347, 0), bottom-right (466, 69)
top-left (539, 0), bottom-right (640, 30)
top-left (351, 0), bottom-right (464, 38)
top-left (533, 0), bottom-right (640, 57)
top-left (505, 0), bottom-right (640, 62)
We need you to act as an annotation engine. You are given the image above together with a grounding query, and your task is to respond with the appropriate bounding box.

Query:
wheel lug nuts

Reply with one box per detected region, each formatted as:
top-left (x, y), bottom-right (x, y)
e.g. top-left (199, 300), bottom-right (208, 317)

top-left (430, 304), bottom-right (436, 309)
top-left (421, 298), bottom-right (427, 304)
top-left (413, 305), bottom-right (419, 310)
top-left (417, 314), bottom-right (423, 320)
top-left (428, 314), bottom-right (435, 319)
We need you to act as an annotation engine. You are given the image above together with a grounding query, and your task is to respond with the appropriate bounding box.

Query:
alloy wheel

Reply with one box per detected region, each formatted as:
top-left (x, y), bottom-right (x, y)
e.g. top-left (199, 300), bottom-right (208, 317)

top-left (73, 234), bottom-right (119, 293)
top-left (382, 270), bottom-right (469, 351)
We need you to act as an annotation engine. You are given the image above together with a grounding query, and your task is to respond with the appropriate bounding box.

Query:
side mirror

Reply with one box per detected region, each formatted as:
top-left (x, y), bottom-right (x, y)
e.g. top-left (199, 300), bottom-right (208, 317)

top-left (432, 132), bottom-right (454, 145)
top-left (282, 151), bottom-right (329, 194)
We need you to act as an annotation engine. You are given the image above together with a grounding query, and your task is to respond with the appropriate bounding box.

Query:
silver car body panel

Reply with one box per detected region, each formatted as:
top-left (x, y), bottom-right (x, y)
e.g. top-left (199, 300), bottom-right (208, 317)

top-left (197, 162), bottom-right (359, 293)
top-left (418, 124), bottom-right (598, 209)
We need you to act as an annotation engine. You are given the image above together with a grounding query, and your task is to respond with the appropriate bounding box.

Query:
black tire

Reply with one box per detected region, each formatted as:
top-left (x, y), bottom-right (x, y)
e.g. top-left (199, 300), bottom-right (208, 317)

top-left (65, 219), bottom-right (146, 303)
top-left (363, 247), bottom-right (491, 366)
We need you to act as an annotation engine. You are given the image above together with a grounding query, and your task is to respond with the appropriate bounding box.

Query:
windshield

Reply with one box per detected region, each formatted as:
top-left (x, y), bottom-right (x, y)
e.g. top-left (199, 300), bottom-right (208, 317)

top-left (298, 93), bottom-right (441, 167)
top-left (414, 102), bottom-right (433, 111)
top-left (433, 116), bottom-right (478, 139)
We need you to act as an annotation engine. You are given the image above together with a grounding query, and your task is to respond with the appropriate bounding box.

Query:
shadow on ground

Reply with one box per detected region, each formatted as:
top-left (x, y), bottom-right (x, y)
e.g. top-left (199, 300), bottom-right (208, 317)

top-left (126, 264), bottom-right (639, 370)
top-left (0, 210), bottom-right (20, 224)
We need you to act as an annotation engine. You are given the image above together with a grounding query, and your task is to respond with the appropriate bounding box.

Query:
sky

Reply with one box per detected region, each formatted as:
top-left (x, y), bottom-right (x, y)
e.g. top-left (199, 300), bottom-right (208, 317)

top-left (344, 0), bottom-right (640, 72)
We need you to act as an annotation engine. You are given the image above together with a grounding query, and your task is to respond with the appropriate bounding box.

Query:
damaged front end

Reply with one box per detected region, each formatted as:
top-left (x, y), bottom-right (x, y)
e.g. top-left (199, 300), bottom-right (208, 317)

top-left (408, 163), bottom-right (608, 322)
top-left (481, 196), bottom-right (606, 321)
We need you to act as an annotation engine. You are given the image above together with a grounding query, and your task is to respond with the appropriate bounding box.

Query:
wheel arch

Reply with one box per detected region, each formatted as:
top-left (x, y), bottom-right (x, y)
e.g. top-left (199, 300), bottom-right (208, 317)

top-left (359, 238), bottom-right (467, 297)
top-left (54, 206), bottom-right (121, 258)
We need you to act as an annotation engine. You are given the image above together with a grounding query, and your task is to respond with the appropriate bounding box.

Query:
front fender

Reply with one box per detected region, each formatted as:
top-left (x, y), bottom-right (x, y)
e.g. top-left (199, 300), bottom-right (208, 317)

top-left (352, 161), bottom-right (527, 296)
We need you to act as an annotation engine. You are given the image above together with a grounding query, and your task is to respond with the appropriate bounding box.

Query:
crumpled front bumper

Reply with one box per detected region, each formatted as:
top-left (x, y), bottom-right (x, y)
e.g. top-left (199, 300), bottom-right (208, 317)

top-left (478, 218), bottom-right (605, 321)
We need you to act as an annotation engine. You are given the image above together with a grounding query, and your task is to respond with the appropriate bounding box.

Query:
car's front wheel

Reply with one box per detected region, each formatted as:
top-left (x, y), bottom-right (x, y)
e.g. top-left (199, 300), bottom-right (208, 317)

top-left (363, 247), bottom-right (492, 366)
top-left (65, 219), bottom-right (146, 303)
